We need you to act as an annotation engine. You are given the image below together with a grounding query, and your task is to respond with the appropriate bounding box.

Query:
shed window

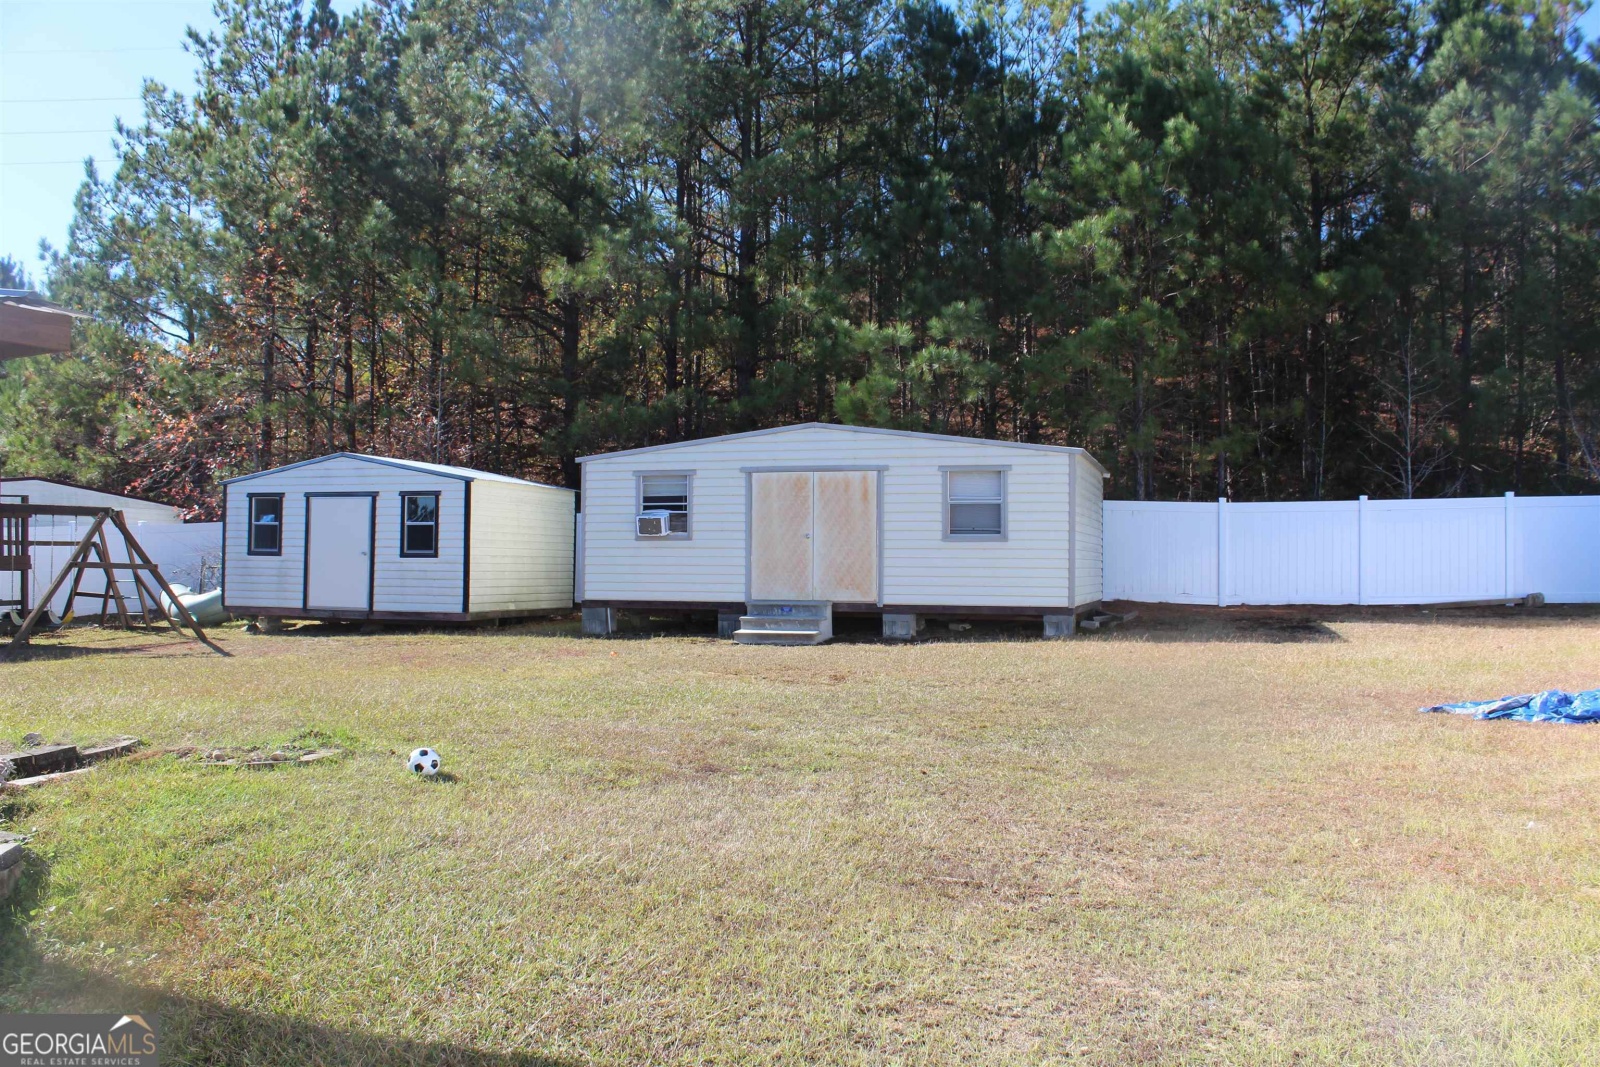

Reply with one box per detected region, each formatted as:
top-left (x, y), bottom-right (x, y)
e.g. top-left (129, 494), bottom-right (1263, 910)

top-left (400, 492), bottom-right (440, 557)
top-left (247, 494), bottom-right (283, 555)
top-left (945, 470), bottom-right (1005, 538)
top-left (638, 473), bottom-right (690, 535)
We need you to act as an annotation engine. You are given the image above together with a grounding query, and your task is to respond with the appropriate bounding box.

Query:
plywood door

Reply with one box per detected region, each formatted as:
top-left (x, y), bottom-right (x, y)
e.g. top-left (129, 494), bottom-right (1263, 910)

top-left (814, 471), bottom-right (878, 602)
top-left (305, 495), bottom-right (373, 610)
top-left (749, 472), bottom-right (814, 600)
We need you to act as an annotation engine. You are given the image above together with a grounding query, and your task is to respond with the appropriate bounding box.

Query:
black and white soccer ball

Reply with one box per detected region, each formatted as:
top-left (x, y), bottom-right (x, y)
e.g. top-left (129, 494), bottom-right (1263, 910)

top-left (408, 747), bottom-right (441, 776)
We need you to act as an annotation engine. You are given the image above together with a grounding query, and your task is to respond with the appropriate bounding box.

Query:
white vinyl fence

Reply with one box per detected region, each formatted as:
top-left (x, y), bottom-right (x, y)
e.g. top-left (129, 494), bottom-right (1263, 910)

top-left (2, 520), bottom-right (222, 617)
top-left (1104, 494), bottom-right (1600, 606)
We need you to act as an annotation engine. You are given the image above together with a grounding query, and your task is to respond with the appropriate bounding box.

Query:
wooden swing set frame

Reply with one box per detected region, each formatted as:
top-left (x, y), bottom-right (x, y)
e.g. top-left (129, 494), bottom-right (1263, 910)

top-left (0, 503), bottom-right (225, 656)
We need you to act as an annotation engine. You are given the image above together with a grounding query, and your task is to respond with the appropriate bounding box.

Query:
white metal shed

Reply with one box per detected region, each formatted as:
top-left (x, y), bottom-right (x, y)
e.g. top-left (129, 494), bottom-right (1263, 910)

top-left (576, 423), bottom-right (1107, 639)
top-left (221, 454), bottom-right (575, 623)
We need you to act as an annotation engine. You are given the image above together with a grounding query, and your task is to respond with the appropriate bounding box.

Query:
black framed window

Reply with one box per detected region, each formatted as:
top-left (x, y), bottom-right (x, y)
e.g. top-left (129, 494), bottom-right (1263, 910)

top-left (400, 492), bottom-right (440, 557)
top-left (247, 494), bottom-right (284, 555)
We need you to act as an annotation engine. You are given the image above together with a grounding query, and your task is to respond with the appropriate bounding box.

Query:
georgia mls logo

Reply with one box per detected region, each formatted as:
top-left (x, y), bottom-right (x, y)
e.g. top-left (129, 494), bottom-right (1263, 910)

top-left (1, 1012), bottom-right (159, 1066)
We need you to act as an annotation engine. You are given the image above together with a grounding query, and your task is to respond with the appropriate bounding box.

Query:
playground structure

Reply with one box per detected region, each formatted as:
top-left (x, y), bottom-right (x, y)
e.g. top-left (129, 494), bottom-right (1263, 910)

top-left (0, 503), bottom-right (224, 655)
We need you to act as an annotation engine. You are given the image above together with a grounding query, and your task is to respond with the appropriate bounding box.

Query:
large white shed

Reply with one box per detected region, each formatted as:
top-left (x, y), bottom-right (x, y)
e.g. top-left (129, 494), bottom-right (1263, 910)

top-left (221, 453), bottom-right (575, 623)
top-left (576, 423), bottom-right (1107, 640)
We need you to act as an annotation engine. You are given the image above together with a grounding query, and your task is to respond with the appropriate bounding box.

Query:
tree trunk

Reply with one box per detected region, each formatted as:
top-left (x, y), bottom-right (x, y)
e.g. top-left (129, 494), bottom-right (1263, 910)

top-left (260, 293), bottom-right (276, 471)
top-left (560, 293), bottom-right (581, 488)
top-left (303, 311), bottom-right (319, 452)
top-left (1554, 347), bottom-right (1571, 478)
top-left (731, 6), bottom-right (764, 406)
top-left (664, 156), bottom-right (688, 427)
top-left (1456, 240), bottom-right (1476, 490)
top-left (342, 296), bottom-right (357, 451)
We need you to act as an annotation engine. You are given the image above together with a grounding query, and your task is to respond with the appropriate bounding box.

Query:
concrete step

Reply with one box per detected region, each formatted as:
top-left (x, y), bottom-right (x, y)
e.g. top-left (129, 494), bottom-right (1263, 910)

top-left (733, 627), bottom-right (830, 646)
top-left (738, 615), bottom-right (829, 631)
top-left (745, 601), bottom-right (832, 619)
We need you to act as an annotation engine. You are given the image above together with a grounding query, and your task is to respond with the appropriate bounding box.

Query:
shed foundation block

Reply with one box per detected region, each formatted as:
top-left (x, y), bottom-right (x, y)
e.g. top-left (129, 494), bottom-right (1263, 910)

top-left (717, 611), bottom-right (742, 639)
top-left (1042, 614), bottom-right (1075, 638)
top-left (258, 616), bottom-right (284, 635)
top-left (882, 613), bottom-right (919, 640)
top-left (582, 606), bottom-right (619, 636)
top-left (0, 843), bottom-right (23, 905)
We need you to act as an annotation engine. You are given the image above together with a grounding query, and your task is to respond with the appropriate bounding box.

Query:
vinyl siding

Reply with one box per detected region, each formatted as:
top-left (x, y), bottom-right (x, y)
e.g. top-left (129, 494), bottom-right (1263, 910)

top-left (467, 479), bottom-right (576, 612)
top-left (223, 456), bottom-right (466, 613)
top-left (1071, 453), bottom-right (1104, 607)
top-left (581, 425), bottom-right (1085, 608)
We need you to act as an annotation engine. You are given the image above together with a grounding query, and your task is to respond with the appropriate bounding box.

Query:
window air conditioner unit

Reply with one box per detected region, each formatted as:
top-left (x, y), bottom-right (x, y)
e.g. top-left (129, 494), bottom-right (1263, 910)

top-left (636, 510), bottom-right (673, 537)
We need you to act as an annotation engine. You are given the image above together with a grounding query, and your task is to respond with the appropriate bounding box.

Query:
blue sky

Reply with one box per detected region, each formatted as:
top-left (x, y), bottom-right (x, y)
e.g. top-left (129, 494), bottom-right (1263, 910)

top-left (0, 0), bottom-right (356, 280)
top-left (3, 0), bottom-right (1599, 285)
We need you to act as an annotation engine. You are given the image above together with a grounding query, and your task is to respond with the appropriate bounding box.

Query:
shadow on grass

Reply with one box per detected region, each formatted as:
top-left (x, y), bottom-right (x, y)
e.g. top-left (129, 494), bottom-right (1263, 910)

top-left (257, 617), bottom-right (580, 639)
top-left (1113, 617), bottom-right (1345, 644)
top-left (1099, 602), bottom-right (1600, 643)
top-left (0, 636), bottom-right (202, 662)
top-left (0, 860), bottom-right (574, 1066)
top-left (582, 612), bottom-right (1350, 645)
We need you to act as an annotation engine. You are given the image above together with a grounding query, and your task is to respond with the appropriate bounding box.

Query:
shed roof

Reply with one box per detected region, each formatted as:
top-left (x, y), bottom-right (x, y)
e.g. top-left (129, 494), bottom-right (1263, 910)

top-left (0, 290), bottom-right (89, 361)
top-left (221, 452), bottom-right (571, 491)
top-left (577, 422), bottom-right (1109, 476)
top-left (0, 475), bottom-right (181, 509)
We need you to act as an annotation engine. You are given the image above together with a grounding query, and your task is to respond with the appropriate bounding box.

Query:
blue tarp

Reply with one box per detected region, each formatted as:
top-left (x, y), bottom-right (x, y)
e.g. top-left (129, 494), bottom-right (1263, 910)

top-left (1421, 688), bottom-right (1600, 723)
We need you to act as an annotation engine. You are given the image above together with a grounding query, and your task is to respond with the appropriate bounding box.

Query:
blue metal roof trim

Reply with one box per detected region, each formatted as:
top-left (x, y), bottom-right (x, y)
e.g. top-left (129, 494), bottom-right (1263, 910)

top-left (220, 452), bottom-right (572, 491)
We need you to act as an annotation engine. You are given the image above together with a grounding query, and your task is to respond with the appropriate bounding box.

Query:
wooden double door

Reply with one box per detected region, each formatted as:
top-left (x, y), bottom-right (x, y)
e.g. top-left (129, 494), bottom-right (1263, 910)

top-left (749, 470), bottom-right (879, 603)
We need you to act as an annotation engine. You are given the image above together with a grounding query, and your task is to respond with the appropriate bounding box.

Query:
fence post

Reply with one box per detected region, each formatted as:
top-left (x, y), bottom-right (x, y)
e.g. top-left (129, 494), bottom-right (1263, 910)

top-left (1357, 496), bottom-right (1368, 606)
top-left (1217, 497), bottom-right (1229, 607)
top-left (1504, 491), bottom-right (1515, 601)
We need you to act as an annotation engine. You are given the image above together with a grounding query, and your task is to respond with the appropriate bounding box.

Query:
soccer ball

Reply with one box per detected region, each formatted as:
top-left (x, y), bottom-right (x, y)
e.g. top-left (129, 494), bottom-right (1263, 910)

top-left (408, 747), bottom-right (441, 776)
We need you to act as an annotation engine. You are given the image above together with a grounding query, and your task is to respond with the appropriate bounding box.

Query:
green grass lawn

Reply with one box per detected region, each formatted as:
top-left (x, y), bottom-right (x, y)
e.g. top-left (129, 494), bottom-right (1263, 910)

top-left (3, 609), bottom-right (1600, 1065)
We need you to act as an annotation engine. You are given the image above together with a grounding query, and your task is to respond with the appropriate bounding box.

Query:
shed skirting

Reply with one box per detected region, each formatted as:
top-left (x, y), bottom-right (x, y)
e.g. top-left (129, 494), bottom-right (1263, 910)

top-left (579, 598), bottom-right (1097, 618)
top-left (225, 605), bottom-right (565, 623)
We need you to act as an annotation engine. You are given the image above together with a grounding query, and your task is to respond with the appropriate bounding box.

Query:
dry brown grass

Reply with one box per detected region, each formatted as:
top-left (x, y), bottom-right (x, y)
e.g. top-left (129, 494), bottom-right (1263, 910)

top-left (2, 608), bottom-right (1599, 1065)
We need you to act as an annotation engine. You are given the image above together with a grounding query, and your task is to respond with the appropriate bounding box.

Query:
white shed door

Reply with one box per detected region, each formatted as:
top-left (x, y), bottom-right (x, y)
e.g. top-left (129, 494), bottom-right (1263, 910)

top-left (305, 495), bottom-right (373, 610)
top-left (749, 471), bottom-right (878, 603)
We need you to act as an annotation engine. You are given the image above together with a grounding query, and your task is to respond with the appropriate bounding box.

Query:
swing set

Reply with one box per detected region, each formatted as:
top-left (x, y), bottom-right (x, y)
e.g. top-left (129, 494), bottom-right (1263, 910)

top-left (0, 503), bottom-right (225, 656)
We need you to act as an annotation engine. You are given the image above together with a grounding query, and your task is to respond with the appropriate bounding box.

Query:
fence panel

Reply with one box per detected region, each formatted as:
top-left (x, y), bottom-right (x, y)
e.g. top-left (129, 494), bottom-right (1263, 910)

top-left (1225, 501), bottom-right (1359, 605)
top-left (1514, 496), bottom-right (1600, 603)
top-left (1103, 502), bottom-right (1218, 604)
top-left (1362, 498), bottom-right (1506, 604)
top-left (1105, 494), bottom-right (1597, 606)
top-left (136, 522), bottom-right (223, 594)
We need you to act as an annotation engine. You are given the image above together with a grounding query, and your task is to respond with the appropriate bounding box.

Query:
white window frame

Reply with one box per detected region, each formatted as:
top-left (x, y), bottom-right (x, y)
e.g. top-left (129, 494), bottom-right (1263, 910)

top-left (941, 465), bottom-right (1009, 541)
top-left (635, 470), bottom-right (693, 540)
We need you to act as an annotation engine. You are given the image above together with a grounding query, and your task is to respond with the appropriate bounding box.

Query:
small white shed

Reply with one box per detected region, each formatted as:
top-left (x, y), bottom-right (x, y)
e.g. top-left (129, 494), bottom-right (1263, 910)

top-left (576, 423), bottom-right (1107, 640)
top-left (221, 454), bottom-right (575, 623)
